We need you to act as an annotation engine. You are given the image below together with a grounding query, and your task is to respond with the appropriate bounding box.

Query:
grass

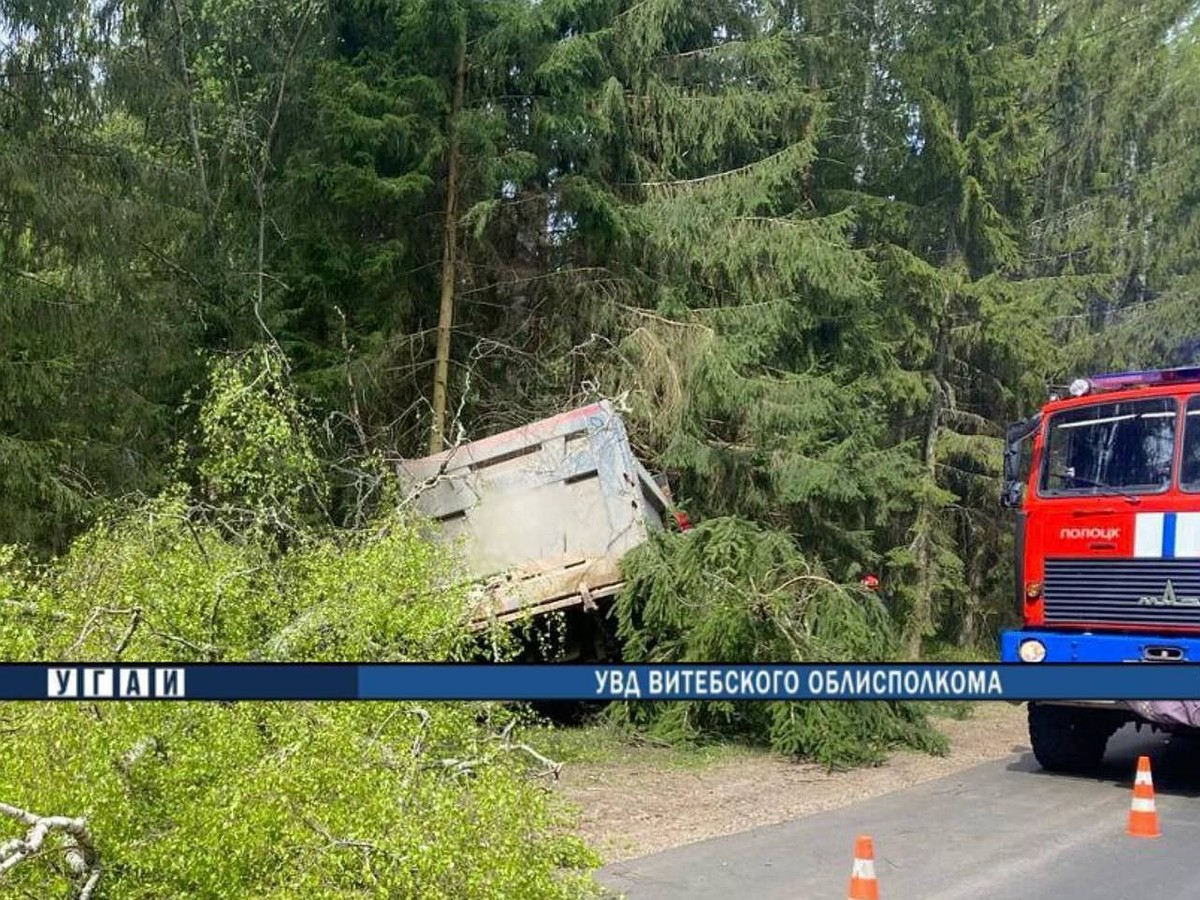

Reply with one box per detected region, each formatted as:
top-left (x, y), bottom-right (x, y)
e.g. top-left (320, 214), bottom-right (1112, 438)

top-left (527, 714), bottom-right (765, 771)
top-left (527, 701), bottom-right (997, 773)
top-left (920, 640), bottom-right (1000, 664)
top-left (921, 699), bottom-right (978, 720)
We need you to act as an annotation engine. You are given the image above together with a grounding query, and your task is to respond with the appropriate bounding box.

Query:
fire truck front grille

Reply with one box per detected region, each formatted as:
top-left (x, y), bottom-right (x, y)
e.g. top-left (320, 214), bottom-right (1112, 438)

top-left (1043, 559), bottom-right (1200, 627)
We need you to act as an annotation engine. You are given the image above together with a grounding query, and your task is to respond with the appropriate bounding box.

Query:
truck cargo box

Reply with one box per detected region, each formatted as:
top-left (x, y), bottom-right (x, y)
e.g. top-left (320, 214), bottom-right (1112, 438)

top-left (398, 401), bottom-right (675, 626)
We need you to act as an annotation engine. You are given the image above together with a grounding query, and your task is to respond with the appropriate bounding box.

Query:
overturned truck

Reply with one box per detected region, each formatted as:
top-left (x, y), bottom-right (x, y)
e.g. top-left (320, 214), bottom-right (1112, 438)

top-left (399, 401), bottom-right (687, 656)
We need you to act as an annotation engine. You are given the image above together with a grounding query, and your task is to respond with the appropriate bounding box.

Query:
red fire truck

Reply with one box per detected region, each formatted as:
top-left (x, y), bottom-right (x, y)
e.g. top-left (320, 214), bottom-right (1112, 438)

top-left (1000, 365), bottom-right (1200, 772)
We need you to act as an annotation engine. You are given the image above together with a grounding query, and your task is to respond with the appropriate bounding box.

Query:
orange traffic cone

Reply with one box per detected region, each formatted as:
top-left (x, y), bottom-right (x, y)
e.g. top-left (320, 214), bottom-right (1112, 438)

top-left (848, 834), bottom-right (880, 899)
top-left (1127, 755), bottom-right (1161, 838)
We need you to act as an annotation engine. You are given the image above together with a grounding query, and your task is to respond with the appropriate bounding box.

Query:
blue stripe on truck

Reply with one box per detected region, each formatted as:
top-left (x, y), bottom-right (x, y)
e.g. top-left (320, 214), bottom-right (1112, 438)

top-left (1001, 628), bottom-right (1200, 663)
top-left (1163, 511), bottom-right (1177, 558)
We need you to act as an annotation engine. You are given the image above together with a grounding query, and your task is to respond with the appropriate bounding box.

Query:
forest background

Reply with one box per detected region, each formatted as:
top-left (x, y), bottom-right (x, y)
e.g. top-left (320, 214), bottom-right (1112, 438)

top-left (3, 2), bottom-right (1200, 893)
top-left (8, 0), bottom-right (1199, 653)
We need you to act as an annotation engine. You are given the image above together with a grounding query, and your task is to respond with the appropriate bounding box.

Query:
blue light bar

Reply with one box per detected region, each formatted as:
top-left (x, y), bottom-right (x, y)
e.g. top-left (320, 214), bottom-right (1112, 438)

top-left (1082, 365), bottom-right (1200, 394)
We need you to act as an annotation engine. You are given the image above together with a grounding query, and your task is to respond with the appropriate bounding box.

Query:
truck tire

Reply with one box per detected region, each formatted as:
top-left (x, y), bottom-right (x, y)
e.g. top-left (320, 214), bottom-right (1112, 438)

top-left (1027, 703), bottom-right (1116, 773)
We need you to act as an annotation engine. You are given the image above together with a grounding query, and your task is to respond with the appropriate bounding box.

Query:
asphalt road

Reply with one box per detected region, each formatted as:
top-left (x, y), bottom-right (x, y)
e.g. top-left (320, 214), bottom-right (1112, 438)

top-left (598, 715), bottom-right (1200, 899)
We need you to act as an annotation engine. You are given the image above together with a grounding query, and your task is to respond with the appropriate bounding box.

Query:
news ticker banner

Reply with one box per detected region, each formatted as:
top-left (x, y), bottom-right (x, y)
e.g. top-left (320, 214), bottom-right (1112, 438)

top-left (4, 663), bottom-right (1200, 701)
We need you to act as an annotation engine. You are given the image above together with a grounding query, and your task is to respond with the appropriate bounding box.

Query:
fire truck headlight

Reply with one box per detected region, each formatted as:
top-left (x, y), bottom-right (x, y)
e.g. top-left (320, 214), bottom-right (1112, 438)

top-left (1018, 639), bottom-right (1047, 663)
top-left (1068, 378), bottom-right (1091, 397)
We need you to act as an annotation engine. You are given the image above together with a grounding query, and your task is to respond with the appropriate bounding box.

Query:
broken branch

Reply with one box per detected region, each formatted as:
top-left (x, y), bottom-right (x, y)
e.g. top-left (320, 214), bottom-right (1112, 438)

top-left (0, 801), bottom-right (100, 897)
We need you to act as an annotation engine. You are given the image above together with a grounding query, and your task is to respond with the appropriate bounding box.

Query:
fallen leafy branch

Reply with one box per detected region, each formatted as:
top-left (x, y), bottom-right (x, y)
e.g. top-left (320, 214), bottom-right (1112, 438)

top-left (0, 801), bottom-right (100, 899)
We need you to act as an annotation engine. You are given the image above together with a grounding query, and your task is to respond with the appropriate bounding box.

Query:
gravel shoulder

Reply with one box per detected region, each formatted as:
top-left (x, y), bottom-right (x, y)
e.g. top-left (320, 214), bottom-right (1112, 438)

top-left (551, 702), bottom-right (1030, 864)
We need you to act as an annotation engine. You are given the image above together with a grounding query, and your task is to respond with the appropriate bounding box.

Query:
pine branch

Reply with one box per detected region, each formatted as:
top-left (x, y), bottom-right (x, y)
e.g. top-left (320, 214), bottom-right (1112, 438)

top-left (657, 39), bottom-right (748, 61)
top-left (636, 143), bottom-right (809, 189)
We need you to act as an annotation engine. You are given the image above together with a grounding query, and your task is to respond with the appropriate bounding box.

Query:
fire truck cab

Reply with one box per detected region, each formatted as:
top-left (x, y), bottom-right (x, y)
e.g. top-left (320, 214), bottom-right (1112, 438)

top-left (1000, 365), bottom-right (1200, 772)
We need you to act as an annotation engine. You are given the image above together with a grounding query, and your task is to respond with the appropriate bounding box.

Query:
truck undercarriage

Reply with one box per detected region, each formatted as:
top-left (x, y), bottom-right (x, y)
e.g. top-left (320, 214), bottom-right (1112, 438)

top-left (1024, 699), bottom-right (1200, 773)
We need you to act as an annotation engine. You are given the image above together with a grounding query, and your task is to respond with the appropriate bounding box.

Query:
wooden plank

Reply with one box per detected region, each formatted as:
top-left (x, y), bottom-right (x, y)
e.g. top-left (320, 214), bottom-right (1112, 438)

top-left (468, 583), bottom-right (623, 629)
top-left (467, 554), bottom-right (625, 623)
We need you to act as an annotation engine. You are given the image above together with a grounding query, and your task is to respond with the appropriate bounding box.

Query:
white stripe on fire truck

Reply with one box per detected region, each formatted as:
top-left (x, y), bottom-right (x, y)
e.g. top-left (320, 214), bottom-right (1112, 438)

top-left (1133, 512), bottom-right (1200, 558)
top-left (1176, 513), bottom-right (1200, 557)
top-left (1134, 513), bottom-right (1164, 558)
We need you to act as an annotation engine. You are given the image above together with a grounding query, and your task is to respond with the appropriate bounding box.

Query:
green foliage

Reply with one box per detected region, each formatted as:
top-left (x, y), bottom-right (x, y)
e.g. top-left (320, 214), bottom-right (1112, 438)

top-left (0, 0), bottom-right (196, 552)
top-left (0, 701), bottom-right (598, 899)
top-left (11, 0), bottom-right (1200, 808)
top-left (610, 517), bottom-right (947, 769)
top-left (0, 356), bottom-right (599, 898)
top-left (192, 348), bottom-right (325, 525)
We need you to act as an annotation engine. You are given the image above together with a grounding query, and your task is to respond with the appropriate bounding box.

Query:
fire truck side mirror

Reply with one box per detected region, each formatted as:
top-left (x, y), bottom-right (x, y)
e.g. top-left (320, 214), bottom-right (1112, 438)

top-left (1001, 414), bottom-right (1040, 509)
top-left (1000, 480), bottom-right (1024, 509)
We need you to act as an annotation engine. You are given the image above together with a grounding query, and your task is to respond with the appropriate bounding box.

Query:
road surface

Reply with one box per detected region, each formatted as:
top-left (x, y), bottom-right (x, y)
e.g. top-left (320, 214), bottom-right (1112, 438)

top-left (598, 718), bottom-right (1200, 899)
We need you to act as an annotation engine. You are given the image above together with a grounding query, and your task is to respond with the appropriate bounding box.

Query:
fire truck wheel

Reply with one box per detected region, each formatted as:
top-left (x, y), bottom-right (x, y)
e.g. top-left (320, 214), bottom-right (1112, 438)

top-left (1027, 702), bottom-right (1116, 773)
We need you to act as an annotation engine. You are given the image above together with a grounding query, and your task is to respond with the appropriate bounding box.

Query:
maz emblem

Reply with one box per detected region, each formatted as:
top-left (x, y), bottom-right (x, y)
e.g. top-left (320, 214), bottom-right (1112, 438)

top-left (1138, 580), bottom-right (1200, 608)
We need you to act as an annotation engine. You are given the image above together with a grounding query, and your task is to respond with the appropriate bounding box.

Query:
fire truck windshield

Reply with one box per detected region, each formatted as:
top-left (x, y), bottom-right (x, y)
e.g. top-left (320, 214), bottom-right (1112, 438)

top-left (1039, 396), bottom-right (1177, 496)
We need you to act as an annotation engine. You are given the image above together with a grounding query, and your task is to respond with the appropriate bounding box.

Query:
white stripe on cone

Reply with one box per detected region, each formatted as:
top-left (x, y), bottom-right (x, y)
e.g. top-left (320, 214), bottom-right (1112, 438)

top-left (1131, 797), bottom-right (1156, 813)
top-left (1135, 770), bottom-right (1153, 786)
top-left (851, 859), bottom-right (876, 879)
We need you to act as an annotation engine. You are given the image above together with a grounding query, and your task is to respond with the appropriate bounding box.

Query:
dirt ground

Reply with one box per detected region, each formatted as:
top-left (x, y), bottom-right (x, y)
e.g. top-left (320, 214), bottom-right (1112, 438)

top-left (553, 702), bottom-right (1030, 863)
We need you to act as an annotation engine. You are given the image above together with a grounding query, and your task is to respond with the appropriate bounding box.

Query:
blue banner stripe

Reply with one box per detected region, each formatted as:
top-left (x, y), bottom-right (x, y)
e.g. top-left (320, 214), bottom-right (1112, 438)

top-left (1163, 512), bottom-right (1178, 558)
top-left (9, 662), bottom-right (1200, 702)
